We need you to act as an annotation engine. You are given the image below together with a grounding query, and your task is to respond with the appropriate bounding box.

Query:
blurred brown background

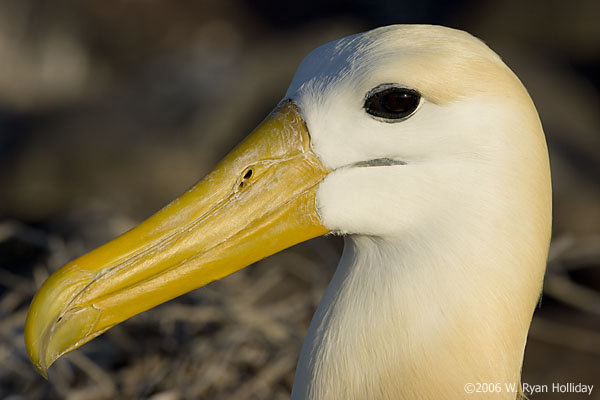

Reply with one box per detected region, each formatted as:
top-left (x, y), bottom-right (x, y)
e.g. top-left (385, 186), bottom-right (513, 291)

top-left (1, 0), bottom-right (599, 399)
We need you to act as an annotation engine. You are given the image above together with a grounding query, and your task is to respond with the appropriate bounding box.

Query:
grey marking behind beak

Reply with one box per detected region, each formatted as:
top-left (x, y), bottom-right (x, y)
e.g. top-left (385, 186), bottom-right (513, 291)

top-left (352, 158), bottom-right (406, 167)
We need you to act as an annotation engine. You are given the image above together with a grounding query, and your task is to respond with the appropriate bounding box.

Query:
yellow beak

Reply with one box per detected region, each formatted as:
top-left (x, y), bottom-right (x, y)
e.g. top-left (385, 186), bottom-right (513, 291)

top-left (24, 101), bottom-right (330, 376)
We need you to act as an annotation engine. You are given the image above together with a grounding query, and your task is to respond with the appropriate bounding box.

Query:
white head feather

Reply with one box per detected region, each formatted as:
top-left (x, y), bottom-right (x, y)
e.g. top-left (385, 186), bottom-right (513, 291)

top-left (284, 25), bottom-right (551, 399)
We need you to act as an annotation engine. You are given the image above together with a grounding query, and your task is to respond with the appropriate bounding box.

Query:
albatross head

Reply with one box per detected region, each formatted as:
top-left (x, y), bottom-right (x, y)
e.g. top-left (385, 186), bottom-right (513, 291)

top-left (291, 25), bottom-right (549, 238)
top-left (25, 25), bottom-right (551, 399)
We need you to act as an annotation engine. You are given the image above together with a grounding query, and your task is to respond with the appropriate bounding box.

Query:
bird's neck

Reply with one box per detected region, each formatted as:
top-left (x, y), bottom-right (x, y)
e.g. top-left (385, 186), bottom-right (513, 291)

top-left (292, 226), bottom-right (546, 400)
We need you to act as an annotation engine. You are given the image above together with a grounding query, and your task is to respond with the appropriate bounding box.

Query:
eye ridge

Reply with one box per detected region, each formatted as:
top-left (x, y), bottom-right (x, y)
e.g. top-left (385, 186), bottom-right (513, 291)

top-left (364, 85), bottom-right (421, 121)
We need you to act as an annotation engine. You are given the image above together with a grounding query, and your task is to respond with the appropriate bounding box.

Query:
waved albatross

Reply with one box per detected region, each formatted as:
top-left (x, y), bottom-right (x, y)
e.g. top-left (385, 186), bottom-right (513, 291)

top-left (25, 24), bottom-right (551, 400)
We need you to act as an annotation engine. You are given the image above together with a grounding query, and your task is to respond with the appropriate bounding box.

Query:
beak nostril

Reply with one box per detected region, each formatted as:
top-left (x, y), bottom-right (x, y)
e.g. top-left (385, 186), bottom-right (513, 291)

top-left (239, 168), bottom-right (253, 188)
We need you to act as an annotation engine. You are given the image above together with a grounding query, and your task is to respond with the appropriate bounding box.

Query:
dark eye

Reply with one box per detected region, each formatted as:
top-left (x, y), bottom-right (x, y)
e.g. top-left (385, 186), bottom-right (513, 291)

top-left (364, 85), bottom-right (421, 121)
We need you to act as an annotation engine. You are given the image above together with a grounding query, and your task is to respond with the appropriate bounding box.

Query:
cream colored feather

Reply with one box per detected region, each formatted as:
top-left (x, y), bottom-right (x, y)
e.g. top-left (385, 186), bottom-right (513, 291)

top-left (285, 25), bottom-right (551, 399)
